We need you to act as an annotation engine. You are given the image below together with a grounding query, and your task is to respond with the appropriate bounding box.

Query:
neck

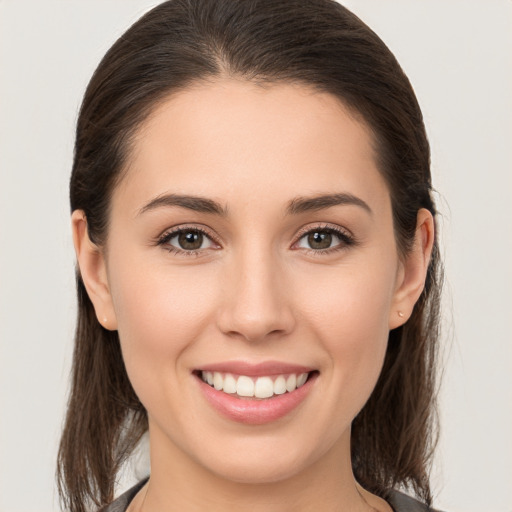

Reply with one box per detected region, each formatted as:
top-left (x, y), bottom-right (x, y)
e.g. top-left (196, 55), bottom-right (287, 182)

top-left (139, 424), bottom-right (381, 512)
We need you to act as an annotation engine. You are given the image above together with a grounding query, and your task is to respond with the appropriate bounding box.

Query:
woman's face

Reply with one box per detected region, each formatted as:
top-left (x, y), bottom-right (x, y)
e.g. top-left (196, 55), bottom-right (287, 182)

top-left (93, 79), bottom-right (414, 483)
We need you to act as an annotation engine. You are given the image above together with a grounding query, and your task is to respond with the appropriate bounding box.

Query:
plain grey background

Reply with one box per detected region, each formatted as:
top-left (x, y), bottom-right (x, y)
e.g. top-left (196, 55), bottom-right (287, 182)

top-left (1, 1), bottom-right (511, 511)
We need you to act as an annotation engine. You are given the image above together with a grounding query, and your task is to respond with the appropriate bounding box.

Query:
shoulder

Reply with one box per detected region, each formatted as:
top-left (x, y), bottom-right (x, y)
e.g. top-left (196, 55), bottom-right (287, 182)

top-left (387, 489), bottom-right (445, 512)
top-left (98, 479), bottom-right (148, 512)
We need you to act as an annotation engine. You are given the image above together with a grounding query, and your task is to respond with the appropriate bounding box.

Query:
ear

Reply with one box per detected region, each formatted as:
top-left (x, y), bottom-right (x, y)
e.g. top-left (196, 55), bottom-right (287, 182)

top-left (71, 210), bottom-right (118, 330)
top-left (389, 208), bottom-right (435, 329)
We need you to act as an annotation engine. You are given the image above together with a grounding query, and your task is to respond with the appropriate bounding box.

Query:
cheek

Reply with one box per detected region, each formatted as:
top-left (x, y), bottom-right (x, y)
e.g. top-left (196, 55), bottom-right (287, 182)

top-left (108, 256), bottom-right (220, 384)
top-left (302, 261), bottom-right (394, 341)
top-left (299, 264), bottom-right (394, 399)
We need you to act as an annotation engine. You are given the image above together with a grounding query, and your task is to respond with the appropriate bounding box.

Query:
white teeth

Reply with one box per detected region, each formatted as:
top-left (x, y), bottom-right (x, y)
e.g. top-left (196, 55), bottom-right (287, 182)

top-left (213, 372), bottom-right (223, 390)
top-left (273, 375), bottom-right (287, 395)
top-left (236, 375), bottom-right (255, 397)
top-left (254, 377), bottom-right (274, 399)
top-left (200, 371), bottom-right (311, 398)
top-left (285, 374), bottom-right (296, 392)
top-left (297, 373), bottom-right (308, 387)
top-left (223, 374), bottom-right (237, 394)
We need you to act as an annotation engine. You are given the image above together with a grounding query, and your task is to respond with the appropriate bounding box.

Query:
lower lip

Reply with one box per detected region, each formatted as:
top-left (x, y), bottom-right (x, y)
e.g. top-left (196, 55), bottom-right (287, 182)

top-left (196, 373), bottom-right (317, 425)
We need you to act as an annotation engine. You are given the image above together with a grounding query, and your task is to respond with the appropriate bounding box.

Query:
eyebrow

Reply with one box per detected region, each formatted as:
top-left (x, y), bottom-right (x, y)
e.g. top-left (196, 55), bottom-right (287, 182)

top-left (138, 193), bottom-right (228, 217)
top-left (286, 193), bottom-right (373, 216)
top-left (137, 192), bottom-right (372, 217)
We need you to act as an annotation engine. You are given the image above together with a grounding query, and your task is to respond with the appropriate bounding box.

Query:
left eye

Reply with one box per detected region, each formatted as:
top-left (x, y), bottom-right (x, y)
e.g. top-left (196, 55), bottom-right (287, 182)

top-left (164, 229), bottom-right (215, 251)
top-left (296, 229), bottom-right (346, 250)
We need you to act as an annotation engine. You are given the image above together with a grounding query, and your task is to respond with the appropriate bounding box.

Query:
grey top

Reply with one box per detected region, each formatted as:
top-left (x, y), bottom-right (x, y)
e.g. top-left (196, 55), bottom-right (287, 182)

top-left (99, 479), bottom-right (147, 512)
top-left (100, 478), bottom-right (443, 512)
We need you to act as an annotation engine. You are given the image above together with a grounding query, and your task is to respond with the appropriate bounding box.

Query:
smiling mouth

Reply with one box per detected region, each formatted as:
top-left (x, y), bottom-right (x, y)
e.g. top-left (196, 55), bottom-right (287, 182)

top-left (196, 370), bottom-right (317, 399)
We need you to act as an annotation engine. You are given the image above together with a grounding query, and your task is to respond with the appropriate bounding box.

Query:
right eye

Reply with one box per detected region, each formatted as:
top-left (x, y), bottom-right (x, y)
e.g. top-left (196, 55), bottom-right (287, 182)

top-left (158, 227), bottom-right (219, 255)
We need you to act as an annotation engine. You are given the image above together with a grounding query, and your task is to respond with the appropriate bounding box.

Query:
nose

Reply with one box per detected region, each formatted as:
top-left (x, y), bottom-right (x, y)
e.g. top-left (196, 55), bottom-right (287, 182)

top-left (216, 249), bottom-right (296, 343)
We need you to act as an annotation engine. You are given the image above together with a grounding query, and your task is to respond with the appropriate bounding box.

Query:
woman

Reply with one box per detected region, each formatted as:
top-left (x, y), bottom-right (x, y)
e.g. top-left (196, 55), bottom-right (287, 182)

top-left (57, 0), bottom-right (443, 511)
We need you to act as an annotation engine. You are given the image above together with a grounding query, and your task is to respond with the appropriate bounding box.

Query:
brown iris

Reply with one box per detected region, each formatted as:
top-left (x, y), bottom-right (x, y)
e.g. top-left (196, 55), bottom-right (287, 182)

top-left (178, 230), bottom-right (204, 250)
top-left (307, 231), bottom-right (333, 249)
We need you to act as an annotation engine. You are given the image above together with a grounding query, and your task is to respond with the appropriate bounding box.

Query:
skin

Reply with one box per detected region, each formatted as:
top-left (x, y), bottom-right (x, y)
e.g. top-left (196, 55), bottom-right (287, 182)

top-left (72, 79), bottom-right (434, 512)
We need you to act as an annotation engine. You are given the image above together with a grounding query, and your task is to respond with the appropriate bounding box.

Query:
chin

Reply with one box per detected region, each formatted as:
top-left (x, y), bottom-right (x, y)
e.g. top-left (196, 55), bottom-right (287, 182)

top-left (190, 433), bottom-right (331, 486)
top-left (207, 456), bottom-right (306, 485)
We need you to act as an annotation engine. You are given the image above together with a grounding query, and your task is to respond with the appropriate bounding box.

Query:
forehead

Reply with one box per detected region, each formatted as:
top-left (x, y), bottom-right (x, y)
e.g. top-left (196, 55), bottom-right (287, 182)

top-left (116, 79), bottom-right (389, 217)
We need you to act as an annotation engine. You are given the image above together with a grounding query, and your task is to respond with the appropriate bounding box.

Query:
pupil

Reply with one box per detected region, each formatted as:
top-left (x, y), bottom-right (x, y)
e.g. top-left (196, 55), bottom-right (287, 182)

top-left (308, 231), bottom-right (332, 249)
top-left (178, 231), bottom-right (203, 250)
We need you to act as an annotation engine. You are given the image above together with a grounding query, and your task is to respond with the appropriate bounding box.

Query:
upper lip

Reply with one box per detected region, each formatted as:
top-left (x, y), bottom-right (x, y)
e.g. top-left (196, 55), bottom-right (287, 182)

top-left (196, 360), bottom-right (315, 377)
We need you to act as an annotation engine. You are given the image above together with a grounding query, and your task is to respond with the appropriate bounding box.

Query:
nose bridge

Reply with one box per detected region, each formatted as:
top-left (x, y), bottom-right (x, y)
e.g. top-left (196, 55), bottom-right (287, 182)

top-left (217, 240), bottom-right (295, 342)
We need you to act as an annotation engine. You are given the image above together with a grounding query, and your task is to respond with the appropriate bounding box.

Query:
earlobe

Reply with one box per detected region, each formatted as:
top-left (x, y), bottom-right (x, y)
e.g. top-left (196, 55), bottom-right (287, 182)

top-left (71, 210), bottom-right (118, 330)
top-left (389, 208), bottom-right (434, 330)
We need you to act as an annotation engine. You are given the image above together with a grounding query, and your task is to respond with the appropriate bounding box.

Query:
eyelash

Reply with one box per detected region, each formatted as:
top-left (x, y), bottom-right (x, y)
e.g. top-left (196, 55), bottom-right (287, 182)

top-left (293, 224), bottom-right (356, 256)
top-left (156, 224), bottom-right (356, 257)
top-left (156, 225), bottom-right (219, 257)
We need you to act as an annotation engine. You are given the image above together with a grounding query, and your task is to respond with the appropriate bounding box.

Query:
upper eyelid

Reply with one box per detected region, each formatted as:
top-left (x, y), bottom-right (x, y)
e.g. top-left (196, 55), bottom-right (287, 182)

top-left (293, 223), bottom-right (353, 240)
top-left (158, 224), bottom-right (220, 244)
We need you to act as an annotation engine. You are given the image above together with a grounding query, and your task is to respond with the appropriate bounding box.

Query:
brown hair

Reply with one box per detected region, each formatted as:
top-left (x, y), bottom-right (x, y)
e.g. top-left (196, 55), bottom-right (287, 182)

top-left (58, 1), bottom-right (443, 510)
